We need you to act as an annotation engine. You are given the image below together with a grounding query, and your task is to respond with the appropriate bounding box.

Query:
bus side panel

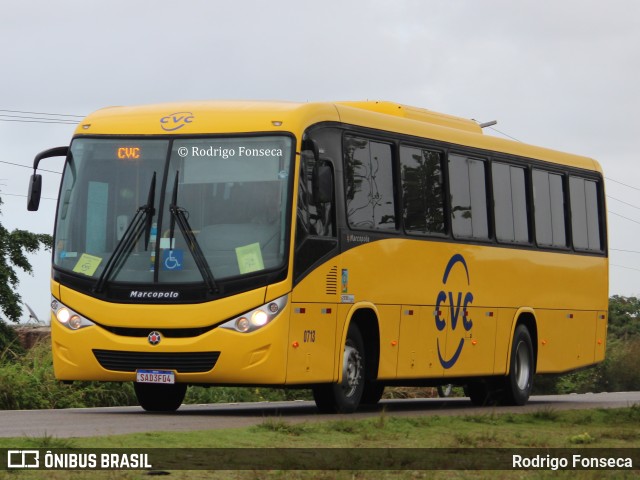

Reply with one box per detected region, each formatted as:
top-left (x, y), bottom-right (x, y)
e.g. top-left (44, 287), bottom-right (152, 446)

top-left (536, 310), bottom-right (564, 373)
top-left (441, 305), bottom-right (497, 377)
top-left (594, 311), bottom-right (607, 363)
top-left (536, 309), bottom-right (599, 373)
top-left (572, 311), bottom-right (597, 367)
top-left (375, 305), bottom-right (401, 380)
top-left (286, 303), bottom-right (337, 384)
top-left (493, 308), bottom-right (516, 375)
top-left (397, 305), bottom-right (444, 379)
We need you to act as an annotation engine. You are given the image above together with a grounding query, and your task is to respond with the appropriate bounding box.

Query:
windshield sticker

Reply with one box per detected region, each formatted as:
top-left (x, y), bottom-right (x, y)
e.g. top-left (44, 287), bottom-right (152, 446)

top-left (159, 238), bottom-right (175, 249)
top-left (72, 253), bottom-right (102, 277)
top-left (162, 249), bottom-right (184, 271)
top-left (235, 242), bottom-right (265, 274)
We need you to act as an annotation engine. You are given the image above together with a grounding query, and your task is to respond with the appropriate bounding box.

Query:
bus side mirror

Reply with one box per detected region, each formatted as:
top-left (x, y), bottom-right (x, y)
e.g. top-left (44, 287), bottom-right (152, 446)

top-left (27, 174), bottom-right (43, 211)
top-left (312, 164), bottom-right (333, 204)
top-left (27, 146), bottom-right (70, 212)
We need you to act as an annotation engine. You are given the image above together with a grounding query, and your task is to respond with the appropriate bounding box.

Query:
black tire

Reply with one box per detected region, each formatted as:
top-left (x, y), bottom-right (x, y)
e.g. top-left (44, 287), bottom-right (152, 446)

top-left (134, 382), bottom-right (187, 412)
top-left (313, 324), bottom-right (365, 413)
top-left (503, 325), bottom-right (534, 406)
top-left (361, 382), bottom-right (385, 405)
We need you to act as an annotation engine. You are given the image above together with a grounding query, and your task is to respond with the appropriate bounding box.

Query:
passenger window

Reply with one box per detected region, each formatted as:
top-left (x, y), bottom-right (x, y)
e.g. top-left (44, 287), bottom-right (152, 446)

top-left (492, 163), bottom-right (529, 243)
top-left (533, 170), bottom-right (567, 247)
top-left (570, 176), bottom-right (602, 251)
top-left (344, 136), bottom-right (396, 230)
top-left (400, 145), bottom-right (445, 235)
top-left (448, 154), bottom-right (489, 240)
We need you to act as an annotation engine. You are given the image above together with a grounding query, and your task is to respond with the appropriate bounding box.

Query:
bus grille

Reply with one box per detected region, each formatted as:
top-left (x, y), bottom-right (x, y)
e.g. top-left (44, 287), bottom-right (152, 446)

top-left (93, 349), bottom-right (220, 373)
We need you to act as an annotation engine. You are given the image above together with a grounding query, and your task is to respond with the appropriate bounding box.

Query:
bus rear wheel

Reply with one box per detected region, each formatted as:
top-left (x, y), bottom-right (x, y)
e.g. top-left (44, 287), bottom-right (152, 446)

top-left (502, 325), bottom-right (534, 405)
top-left (313, 324), bottom-right (365, 413)
top-left (134, 382), bottom-right (187, 412)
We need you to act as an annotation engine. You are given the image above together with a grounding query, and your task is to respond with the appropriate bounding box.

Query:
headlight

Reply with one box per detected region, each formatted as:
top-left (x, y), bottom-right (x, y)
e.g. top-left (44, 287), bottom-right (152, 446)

top-left (51, 296), bottom-right (95, 331)
top-left (220, 294), bottom-right (288, 333)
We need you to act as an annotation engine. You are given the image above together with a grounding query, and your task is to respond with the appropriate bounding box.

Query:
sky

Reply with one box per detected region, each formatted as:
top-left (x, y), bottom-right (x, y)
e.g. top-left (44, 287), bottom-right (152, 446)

top-left (1, 0), bottom-right (640, 322)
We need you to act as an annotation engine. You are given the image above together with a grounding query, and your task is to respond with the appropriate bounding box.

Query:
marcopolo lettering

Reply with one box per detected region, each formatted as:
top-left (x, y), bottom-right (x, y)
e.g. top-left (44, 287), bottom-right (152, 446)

top-left (129, 290), bottom-right (179, 299)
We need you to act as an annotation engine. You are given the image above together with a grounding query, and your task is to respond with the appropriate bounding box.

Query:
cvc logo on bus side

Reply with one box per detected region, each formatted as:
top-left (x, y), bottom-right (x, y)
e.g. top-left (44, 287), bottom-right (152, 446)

top-left (435, 254), bottom-right (474, 369)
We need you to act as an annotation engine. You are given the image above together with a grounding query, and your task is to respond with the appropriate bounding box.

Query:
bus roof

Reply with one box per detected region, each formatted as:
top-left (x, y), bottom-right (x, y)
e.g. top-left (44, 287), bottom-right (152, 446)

top-left (76, 100), bottom-right (601, 173)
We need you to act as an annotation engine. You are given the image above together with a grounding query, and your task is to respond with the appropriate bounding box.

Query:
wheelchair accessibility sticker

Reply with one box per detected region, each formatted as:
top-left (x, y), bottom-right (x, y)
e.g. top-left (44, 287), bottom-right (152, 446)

top-left (162, 249), bottom-right (183, 271)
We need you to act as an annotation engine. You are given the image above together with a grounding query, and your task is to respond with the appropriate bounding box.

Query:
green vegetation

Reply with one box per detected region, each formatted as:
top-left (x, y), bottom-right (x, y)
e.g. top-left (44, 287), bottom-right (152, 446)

top-left (0, 196), bottom-right (52, 323)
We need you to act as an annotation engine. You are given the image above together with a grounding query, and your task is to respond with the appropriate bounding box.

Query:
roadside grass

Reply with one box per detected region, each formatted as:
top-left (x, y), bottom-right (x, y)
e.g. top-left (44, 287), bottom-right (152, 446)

top-left (0, 406), bottom-right (638, 479)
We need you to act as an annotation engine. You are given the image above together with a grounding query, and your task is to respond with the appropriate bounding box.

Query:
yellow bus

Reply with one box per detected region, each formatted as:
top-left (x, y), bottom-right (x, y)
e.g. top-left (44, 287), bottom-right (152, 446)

top-left (27, 100), bottom-right (608, 412)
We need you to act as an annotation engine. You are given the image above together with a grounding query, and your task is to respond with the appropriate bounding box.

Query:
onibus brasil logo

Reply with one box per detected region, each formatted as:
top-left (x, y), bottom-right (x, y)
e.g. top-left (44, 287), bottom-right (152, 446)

top-left (435, 254), bottom-right (474, 369)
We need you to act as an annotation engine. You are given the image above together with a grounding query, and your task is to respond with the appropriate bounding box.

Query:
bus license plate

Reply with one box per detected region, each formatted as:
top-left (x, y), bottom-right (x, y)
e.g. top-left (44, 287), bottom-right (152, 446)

top-left (136, 370), bottom-right (175, 384)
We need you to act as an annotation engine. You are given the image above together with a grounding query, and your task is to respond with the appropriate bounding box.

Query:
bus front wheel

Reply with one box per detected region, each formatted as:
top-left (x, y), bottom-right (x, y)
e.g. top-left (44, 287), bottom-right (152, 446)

top-left (313, 324), bottom-right (365, 413)
top-left (503, 325), bottom-right (534, 405)
top-left (134, 382), bottom-right (187, 412)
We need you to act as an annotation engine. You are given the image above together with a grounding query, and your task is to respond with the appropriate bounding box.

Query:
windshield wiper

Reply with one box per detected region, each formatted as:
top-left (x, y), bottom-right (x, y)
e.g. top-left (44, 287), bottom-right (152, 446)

top-left (169, 171), bottom-right (218, 293)
top-left (94, 172), bottom-right (156, 293)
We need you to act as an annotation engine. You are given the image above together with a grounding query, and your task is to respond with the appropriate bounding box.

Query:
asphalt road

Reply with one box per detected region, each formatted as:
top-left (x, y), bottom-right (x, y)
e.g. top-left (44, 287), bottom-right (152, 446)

top-left (0, 392), bottom-right (638, 438)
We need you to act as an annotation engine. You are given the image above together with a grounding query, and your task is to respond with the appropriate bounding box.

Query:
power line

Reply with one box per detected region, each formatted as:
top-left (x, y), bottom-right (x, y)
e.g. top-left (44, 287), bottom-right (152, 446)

top-left (0, 117), bottom-right (78, 125)
top-left (487, 126), bottom-right (523, 142)
top-left (611, 248), bottom-right (640, 254)
top-left (0, 109), bottom-right (84, 126)
top-left (609, 211), bottom-right (640, 226)
top-left (0, 160), bottom-right (61, 174)
top-left (0, 108), bottom-right (86, 118)
top-left (607, 195), bottom-right (640, 211)
top-left (611, 263), bottom-right (640, 273)
top-left (606, 176), bottom-right (640, 192)
top-left (0, 192), bottom-right (57, 201)
top-left (0, 109), bottom-right (84, 118)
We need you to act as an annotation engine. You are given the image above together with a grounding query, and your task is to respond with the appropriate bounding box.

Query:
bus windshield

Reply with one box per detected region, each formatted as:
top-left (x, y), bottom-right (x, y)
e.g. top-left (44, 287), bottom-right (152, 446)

top-left (53, 136), bottom-right (293, 288)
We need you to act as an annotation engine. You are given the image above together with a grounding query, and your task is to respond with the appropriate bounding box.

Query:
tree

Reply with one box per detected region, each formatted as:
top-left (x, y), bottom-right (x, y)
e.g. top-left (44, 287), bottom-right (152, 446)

top-left (608, 295), bottom-right (640, 339)
top-left (0, 196), bottom-right (52, 323)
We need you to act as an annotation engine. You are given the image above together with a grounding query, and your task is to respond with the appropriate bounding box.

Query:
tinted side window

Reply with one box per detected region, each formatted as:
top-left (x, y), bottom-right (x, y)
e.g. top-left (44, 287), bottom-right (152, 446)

top-left (549, 174), bottom-right (567, 247)
top-left (344, 136), bottom-right (396, 230)
top-left (570, 176), bottom-right (602, 251)
top-left (400, 145), bottom-right (445, 235)
top-left (585, 180), bottom-right (601, 250)
top-left (533, 170), bottom-right (566, 247)
top-left (492, 163), bottom-right (529, 243)
top-left (449, 154), bottom-right (489, 239)
top-left (297, 151), bottom-right (334, 238)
